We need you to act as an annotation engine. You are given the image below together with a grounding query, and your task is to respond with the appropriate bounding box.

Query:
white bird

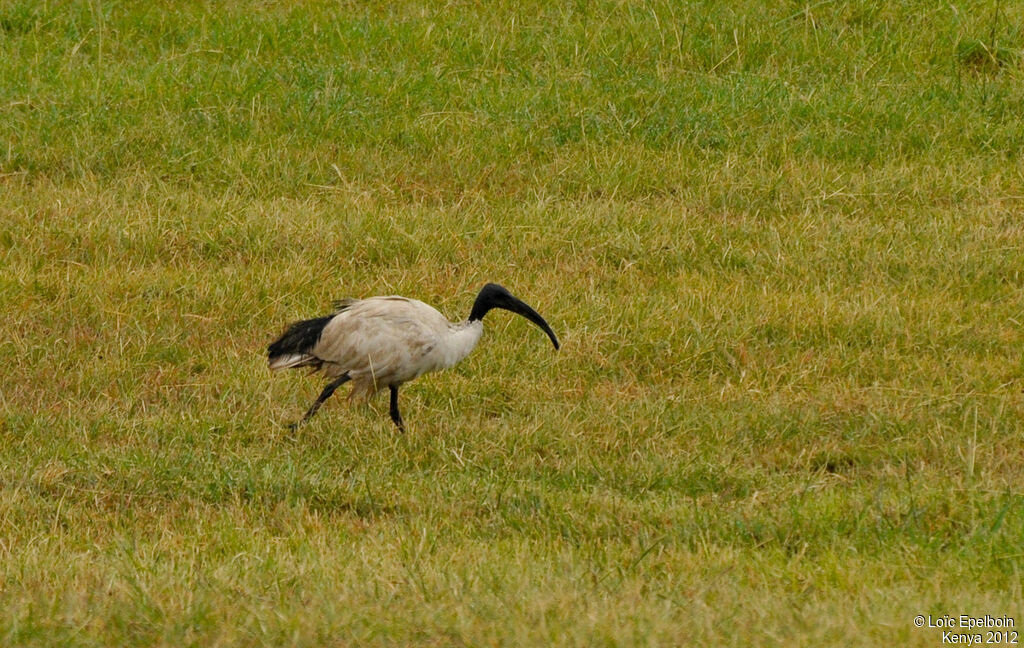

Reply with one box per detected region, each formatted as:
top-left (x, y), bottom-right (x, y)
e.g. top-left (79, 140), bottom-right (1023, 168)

top-left (267, 283), bottom-right (560, 431)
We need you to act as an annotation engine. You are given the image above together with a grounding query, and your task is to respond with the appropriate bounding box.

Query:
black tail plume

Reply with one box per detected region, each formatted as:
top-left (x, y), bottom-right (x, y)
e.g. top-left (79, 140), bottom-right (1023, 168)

top-left (268, 315), bottom-right (334, 360)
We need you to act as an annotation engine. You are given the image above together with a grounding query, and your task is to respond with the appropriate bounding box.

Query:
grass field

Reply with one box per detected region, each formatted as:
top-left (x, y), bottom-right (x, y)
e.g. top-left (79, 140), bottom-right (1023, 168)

top-left (2, 0), bottom-right (1024, 645)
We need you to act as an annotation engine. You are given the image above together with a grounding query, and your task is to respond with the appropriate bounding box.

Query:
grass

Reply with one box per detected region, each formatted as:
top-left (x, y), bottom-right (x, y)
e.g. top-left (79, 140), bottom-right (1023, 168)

top-left (2, 0), bottom-right (1024, 645)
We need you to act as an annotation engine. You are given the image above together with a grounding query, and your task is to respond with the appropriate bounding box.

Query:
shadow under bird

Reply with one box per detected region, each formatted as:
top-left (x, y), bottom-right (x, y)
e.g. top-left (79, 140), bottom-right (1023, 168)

top-left (267, 283), bottom-right (560, 431)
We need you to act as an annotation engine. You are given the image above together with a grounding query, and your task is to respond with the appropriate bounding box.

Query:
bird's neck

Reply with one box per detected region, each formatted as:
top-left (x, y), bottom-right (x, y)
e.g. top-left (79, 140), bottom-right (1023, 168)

top-left (468, 287), bottom-right (497, 322)
top-left (440, 320), bottom-right (484, 369)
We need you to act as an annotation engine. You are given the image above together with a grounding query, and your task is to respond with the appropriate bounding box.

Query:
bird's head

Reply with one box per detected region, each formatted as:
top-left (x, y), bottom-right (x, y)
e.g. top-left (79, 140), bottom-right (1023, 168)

top-left (469, 283), bottom-right (560, 350)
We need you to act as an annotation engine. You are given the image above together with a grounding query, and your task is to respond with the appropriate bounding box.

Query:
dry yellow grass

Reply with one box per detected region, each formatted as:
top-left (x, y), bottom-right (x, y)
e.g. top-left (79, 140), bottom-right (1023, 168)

top-left (2, 1), bottom-right (1023, 645)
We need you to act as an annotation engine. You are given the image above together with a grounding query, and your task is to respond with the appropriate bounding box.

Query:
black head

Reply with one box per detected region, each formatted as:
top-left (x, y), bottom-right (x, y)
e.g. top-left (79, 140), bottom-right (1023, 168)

top-left (468, 283), bottom-right (560, 350)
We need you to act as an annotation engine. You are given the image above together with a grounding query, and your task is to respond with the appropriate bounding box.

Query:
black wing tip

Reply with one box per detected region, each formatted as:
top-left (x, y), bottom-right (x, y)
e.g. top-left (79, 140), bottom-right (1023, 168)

top-left (267, 314), bottom-right (334, 359)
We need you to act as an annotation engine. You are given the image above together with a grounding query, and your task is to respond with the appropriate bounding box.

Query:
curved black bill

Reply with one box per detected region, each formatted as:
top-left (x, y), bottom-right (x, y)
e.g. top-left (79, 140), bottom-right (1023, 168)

top-left (502, 296), bottom-right (560, 350)
top-left (469, 284), bottom-right (561, 350)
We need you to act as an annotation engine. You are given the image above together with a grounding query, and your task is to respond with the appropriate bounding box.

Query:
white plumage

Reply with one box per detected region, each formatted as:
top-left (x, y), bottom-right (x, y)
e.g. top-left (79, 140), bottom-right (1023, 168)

top-left (271, 296), bottom-right (484, 396)
top-left (268, 284), bottom-right (559, 430)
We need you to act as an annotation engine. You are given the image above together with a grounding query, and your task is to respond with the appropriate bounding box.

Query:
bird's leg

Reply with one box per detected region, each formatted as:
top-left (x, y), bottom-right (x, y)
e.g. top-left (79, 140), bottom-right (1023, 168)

top-left (388, 385), bottom-right (405, 432)
top-left (289, 373), bottom-right (350, 429)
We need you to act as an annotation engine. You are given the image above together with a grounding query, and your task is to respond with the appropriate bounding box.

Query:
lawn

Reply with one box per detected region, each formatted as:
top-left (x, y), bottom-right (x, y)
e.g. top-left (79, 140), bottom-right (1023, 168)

top-left (1, 1), bottom-right (1023, 645)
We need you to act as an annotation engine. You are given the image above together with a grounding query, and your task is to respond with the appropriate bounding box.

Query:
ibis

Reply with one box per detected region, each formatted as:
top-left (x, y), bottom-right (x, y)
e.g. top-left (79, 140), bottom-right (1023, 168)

top-left (267, 283), bottom-right (560, 431)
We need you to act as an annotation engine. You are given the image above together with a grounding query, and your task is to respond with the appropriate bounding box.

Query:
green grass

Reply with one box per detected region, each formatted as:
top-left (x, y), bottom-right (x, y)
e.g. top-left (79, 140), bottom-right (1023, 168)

top-left (2, 0), bottom-right (1024, 645)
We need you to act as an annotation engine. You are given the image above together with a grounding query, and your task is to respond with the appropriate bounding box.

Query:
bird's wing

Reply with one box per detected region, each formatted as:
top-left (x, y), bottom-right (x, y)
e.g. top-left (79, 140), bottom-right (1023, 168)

top-left (311, 297), bottom-right (448, 383)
